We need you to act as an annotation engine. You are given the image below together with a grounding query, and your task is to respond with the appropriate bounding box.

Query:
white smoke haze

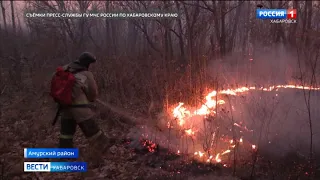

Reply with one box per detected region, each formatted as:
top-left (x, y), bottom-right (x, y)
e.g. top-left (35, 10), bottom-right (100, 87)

top-left (128, 43), bottom-right (320, 163)
top-left (208, 44), bottom-right (301, 87)
top-left (229, 89), bottom-right (320, 157)
top-left (210, 45), bottom-right (320, 157)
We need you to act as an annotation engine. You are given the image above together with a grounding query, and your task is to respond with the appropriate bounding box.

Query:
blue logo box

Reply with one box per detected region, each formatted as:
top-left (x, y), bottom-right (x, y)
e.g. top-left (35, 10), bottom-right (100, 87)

top-left (24, 148), bottom-right (79, 158)
top-left (256, 9), bottom-right (287, 19)
top-left (24, 162), bottom-right (87, 172)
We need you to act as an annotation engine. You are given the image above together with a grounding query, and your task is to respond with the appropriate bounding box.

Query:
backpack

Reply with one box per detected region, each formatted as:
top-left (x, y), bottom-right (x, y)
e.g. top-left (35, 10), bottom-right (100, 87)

top-left (50, 66), bottom-right (81, 105)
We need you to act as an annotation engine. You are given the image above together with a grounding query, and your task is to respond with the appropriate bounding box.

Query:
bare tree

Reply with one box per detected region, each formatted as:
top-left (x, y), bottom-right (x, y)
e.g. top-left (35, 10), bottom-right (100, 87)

top-left (297, 46), bottom-right (319, 176)
top-left (105, 1), bottom-right (118, 56)
top-left (227, 0), bottom-right (243, 53)
top-left (289, 0), bottom-right (298, 47)
top-left (10, 0), bottom-right (15, 35)
top-left (305, 0), bottom-right (313, 47)
top-left (0, 0), bottom-right (7, 34)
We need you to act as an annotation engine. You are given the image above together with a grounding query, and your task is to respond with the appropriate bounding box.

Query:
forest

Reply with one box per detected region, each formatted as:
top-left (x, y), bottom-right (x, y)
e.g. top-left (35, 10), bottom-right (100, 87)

top-left (0, 1), bottom-right (320, 179)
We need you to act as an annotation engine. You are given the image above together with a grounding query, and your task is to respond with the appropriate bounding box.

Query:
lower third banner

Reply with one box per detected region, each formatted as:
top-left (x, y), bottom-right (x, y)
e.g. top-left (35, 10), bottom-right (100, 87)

top-left (24, 148), bottom-right (79, 158)
top-left (24, 162), bottom-right (87, 172)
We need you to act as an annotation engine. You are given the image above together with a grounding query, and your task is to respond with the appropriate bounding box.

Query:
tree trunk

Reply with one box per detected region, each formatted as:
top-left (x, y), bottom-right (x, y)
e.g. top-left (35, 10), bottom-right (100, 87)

top-left (164, 22), bottom-right (169, 114)
top-left (10, 0), bottom-right (15, 35)
top-left (228, 1), bottom-right (243, 53)
top-left (0, 14), bottom-right (2, 56)
top-left (0, 0), bottom-right (7, 34)
top-left (219, 1), bottom-right (226, 57)
top-left (127, 20), bottom-right (137, 55)
top-left (163, 1), bottom-right (173, 61)
top-left (301, 0), bottom-right (308, 46)
top-left (111, 21), bottom-right (118, 56)
top-left (305, 0), bottom-right (312, 47)
top-left (167, 25), bottom-right (174, 61)
top-left (17, 13), bottom-right (22, 34)
top-left (105, 1), bottom-right (112, 57)
top-left (108, 1), bottom-right (118, 57)
top-left (212, 1), bottom-right (221, 58)
top-left (182, 1), bottom-right (199, 104)
top-left (274, 1), bottom-right (286, 44)
top-left (289, 0), bottom-right (298, 47)
top-left (10, 0), bottom-right (18, 61)
top-left (241, 2), bottom-right (250, 57)
top-left (175, 1), bottom-right (186, 67)
top-left (77, 1), bottom-right (90, 53)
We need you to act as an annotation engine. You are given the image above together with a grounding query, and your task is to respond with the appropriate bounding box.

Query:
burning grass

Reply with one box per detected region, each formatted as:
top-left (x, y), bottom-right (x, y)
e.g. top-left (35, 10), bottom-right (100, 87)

top-left (119, 83), bottom-right (320, 179)
top-left (124, 84), bottom-right (320, 177)
top-left (169, 84), bottom-right (320, 164)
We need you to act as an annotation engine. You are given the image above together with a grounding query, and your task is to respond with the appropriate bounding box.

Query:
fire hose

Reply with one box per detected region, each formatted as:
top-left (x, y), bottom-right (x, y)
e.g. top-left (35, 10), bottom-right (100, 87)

top-left (52, 99), bottom-right (145, 126)
top-left (95, 98), bottom-right (145, 125)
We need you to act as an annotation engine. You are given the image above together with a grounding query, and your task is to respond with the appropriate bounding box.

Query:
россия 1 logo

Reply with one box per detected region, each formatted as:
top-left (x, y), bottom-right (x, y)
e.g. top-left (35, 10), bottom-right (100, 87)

top-left (256, 9), bottom-right (297, 24)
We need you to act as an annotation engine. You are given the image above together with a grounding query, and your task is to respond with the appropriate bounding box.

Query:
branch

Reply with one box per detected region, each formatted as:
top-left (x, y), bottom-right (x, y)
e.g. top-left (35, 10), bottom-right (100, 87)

top-left (181, 1), bottom-right (214, 13)
top-left (131, 19), bottom-right (163, 57)
top-left (190, 0), bottom-right (200, 30)
top-left (224, 1), bottom-right (245, 15)
top-left (87, 28), bottom-right (102, 51)
top-left (183, 0), bottom-right (245, 17)
top-left (154, 19), bottom-right (182, 38)
top-left (280, 1), bottom-right (290, 8)
top-left (41, 1), bottom-right (58, 12)
top-left (0, 85), bottom-right (6, 95)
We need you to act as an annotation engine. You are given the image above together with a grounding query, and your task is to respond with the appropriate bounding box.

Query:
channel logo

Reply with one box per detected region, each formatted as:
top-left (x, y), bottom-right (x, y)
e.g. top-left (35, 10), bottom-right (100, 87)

top-left (24, 162), bottom-right (87, 172)
top-left (24, 162), bottom-right (50, 172)
top-left (256, 9), bottom-right (297, 19)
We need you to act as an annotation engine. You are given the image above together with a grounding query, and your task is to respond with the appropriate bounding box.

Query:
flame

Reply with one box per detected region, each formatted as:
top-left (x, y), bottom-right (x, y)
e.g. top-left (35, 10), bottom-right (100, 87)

top-left (215, 153), bottom-right (221, 163)
top-left (206, 155), bottom-right (214, 163)
top-left (221, 149), bottom-right (231, 155)
top-left (234, 123), bottom-right (241, 127)
top-left (198, 151), bottom-right (204, 157)
top-left (252, 145), bottom-right (256, 150)
top-left (170, 84), bottom-right (320, 164)
top-left (194, 91), bottom-right (225, 115)
top-left (234, 123), bottom-right (254, 132)
top-left (167, 121), bottom-right (171, 128)
top-left (173, 84), bottom-right (320, 126)
top-left (142, 139), bottom-right (157, 153)
top-left (185, 129), bottom-right (195, 136)
top-left (173, 102), bottom-right (191, 126)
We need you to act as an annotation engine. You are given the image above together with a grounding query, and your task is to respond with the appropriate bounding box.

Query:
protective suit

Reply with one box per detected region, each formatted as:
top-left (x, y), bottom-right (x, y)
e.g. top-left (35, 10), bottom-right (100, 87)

top-left (56, 52), bottom-right (110, 153)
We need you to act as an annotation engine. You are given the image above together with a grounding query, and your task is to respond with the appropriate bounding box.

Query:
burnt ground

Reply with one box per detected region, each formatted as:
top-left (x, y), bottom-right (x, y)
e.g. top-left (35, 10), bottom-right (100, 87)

top-left (1, 91), bottom-right (320, 180)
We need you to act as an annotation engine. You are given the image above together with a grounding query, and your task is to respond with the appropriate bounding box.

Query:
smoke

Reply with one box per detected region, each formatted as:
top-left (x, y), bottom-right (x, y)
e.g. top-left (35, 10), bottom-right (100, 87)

top-left (228, 89), bottom-right (320, 157)
top-left (205, 43), bottom-right (320, 157)
top-left (127, 44), bottom-right (320, 163)
top-left (207, 44), bottom-right (299, 87)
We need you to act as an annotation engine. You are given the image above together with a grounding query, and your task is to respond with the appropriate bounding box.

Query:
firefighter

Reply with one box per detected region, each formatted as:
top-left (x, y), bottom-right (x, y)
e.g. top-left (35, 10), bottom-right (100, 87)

top-left (53, 52), bottom-right (110, 153)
